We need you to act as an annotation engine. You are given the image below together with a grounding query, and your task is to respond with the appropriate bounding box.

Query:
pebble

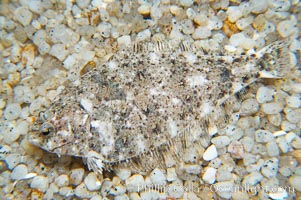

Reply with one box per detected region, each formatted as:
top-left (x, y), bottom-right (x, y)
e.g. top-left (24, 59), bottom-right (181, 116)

top-left (277, 19), bottom-right (297, 38)
top-left (261, 102), bottom-right (284, 115)
top-left (125, 174), bottom-right (145, 192)
top-left (115, 167), bottom-right (131, 181)
top-left (55, 174), bottom-right (69, 187)
top-left (4, 103), bottom-right (22, 120)
top-left (241, 137), bottom-right (255, 152)
top-left (167, 180), bottom-right (184, 198)
top-left (137, 5), bottom-right (150, 15)
top-left (266, 142), bottom-right (280, 157)
top-left (183, 164), bottom-right (201, 174)
top-left (4, 154), bottom-right (21, 169)
top-left (227, 6), bottom-right (242, 22)
top-left (150, 168), bottom-right (166, 185)
top-left (213, 181), bottom-right (234, 199)
top-left (242, 171), bottom-right (263, 186)
top-left (256, 86), bottom-right (275, 103)
top-left (227, 141), bottom-right (244, 159)
top-left (292, 150), bottom-right (301, 164)
top-left (232, 191), bottom-right (249, 200)
top-left (211, 136), bottom-right (230, 148)
top-left (180, 0), bottom-right (193, 7)
top-left (268, 187), bottom-right (288, 200)
top-left (240, 99), bottom-right (259, 116)
top-left (268, 0), bottom-right (291, 11)
top-left (267, 113), bottom-right (282, 126)
top-left (117, 35), bottom-right (131, 49)
top-left (110, 185), bottom-right (126, 196)
top-left (59, 186), bottom-right (74, 197)
top-left (75, 182), bottom-right (92, 198)
top-left (292, 137), bottom-right (301, 149)
top-left (166, 168), bottom-right (177, 182)
top-left (216, 166), bottom-right (232, 182)
top-left (281, 120), bottom-right (296, 131)
top-left (136, 29), bottom-right (151, 42)
top-left (276, 137), bottom-right (290, 153)
top-left (284, 108), bottom-right (301, 124)
top-left (10, 164), bottom-right (28, 180)
top-left (288, 175), bottom-right (301, 192)
top-left (49, 44), bottom-right (69, 61)
top-left (203, 144), bottom-right (218, 161)
top-left (30, 175), bottom-right (49, 193)
top-left (250, 0), bottom-right (268, 13)
top-left (70, 168), bottom-right (85, 186)
top-left (286, 96), bottom-right (301, 108)
top-left (255, 129), bottom-right (274, 143)
top-left (202, 167), bottom-right (217, 184)
top-left (192, 27), bottom-right (211, 40)
top-left (261, 158), bottom-right (279, 178)
top-left (14, 7), bottom-right (33, 26)
top-left (84, 172), bottom-right (101, 191)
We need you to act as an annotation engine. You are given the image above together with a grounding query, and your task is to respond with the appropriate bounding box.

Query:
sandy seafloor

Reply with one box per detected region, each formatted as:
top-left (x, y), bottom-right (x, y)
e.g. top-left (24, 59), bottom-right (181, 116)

top-left (0, 0), bottom-right (301, 199)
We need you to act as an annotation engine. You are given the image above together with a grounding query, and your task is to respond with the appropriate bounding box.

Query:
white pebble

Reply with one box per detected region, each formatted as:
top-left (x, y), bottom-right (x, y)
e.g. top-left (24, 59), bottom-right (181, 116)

top-left (55, 174), bottom-right (69, 187)
top-left (291, 83), bottom-right (301, 93)
top-left (229, 32), bottom-right (245, 47)
top-left (166, 168), bottom-right (177, 182)
top-left (84, 172), bottom-right (102, 191)
top-left (49, 44), bottom-right (69, 61)
top-left (4, 103), bottom-right (22, 120)
top-left (256, 86), bottom-right (275, 103)
top-left (150, 168), bottom-right (166, 185)
top-left (30, 175), bottom-right (49, 192)
top-left (267, 113), bottom-right (282, 126)
top-left (284, 108), bottom-right (301, 124)
top-left (125, 174), bottom-right (145, 192)
top-left (261, 158), bottom-right (279, 178)
top-left (115, 167), bottom-right (131, 181)
top-left (292, 137), bottom-right (301, 149)
top-left (240, 99), bottom-right (259, 116)
top-left (214, 181), bottom-right (234, 199)
top-left (250, 0), bottom-right (268, 13)
top-left (268, 0), bottom-right (291, 11)
top-left (273, 130), bottom-right (287, 137)
top-left (180, 0), bottom-right (193, 7)
top-left (276, 137), bottom-right (290, 153)
top-left (167, 180), bottom-right (184, 198)
top-left (261, 102), bottom-right (284, 115)
top-left (266, 142), bottom-right (280, 156)
top-left (75, 182), bottom-right (92, 198)
top-left (288, 175), bottom-right (301, 192)
top-left (277, 19), bottom-right (298, 38)
top-left (255, 129), bottom-right (274, 143)
top-left (281, 120), bottom-right (296, 131)
top-left (117, 35), bottom-right (132, 50)
top-left (110, 185), bottom-right (127, 196)
top-left (227, 6), bottom-right (242, 22)
top-left (211, 136), bottom-right (230, 148)
top-left (11, 164), bottom-right (28, 180)
top-left (136, 29), bottom-right (151, 42)
top-left (28, 0), bottom-right (44, 14)
top-left (202, 167), bottom-right (217, 184)
top-left (268, 187), bottom-right (288, 200)
top-left (192, 27), bottom-right (211, 40)
top-left (70, 168), bottom-right (85, 185)
top-left (203, 144), bottom-right (218, 161)
top-left (242, 171), bottom-right (263, 186)
top-left (183, 164), bottom-right (201, 174)
top-left (286, 96), bottom-right (301, 108)
top-left (59, 186), bottom-right (74, 197)
top-left (14, 7), bottom-right (33, 26)
top-left (4, 154), bottom-right (21, 169)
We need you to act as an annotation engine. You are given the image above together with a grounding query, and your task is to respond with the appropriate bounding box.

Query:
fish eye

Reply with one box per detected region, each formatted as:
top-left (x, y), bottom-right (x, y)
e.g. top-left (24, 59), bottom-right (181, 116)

top-left (40, 122), bottom-right (55, 136)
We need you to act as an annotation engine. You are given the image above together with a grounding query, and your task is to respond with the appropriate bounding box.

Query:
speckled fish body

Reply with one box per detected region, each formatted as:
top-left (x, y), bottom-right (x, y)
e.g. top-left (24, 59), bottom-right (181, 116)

top-left (29, 39), bottom-right (291, 174)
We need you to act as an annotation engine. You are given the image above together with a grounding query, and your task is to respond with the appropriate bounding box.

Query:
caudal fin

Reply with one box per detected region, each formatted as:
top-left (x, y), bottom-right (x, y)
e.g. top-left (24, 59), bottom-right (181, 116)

top-left (256, 39), bottom-right (292, 78)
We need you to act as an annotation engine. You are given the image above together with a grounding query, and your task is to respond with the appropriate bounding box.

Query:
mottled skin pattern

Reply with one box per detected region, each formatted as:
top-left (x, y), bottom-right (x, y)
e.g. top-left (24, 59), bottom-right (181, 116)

top-left (29, 39), bottom-right (291, 174)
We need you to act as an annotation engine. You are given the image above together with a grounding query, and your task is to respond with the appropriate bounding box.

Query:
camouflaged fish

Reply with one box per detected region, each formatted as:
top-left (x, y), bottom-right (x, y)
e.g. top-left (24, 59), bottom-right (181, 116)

top-left (29, 39), bottom-right (292, 174)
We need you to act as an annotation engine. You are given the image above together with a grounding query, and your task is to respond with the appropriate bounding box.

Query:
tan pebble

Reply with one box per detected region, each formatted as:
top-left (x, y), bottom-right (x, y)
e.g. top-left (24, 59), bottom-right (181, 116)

top-left (292, 150), bottom-right (301, 164)
top-left (137, 5), bottom-right (151, 15)
top-left (194, 13), bottom-right (209, 26)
